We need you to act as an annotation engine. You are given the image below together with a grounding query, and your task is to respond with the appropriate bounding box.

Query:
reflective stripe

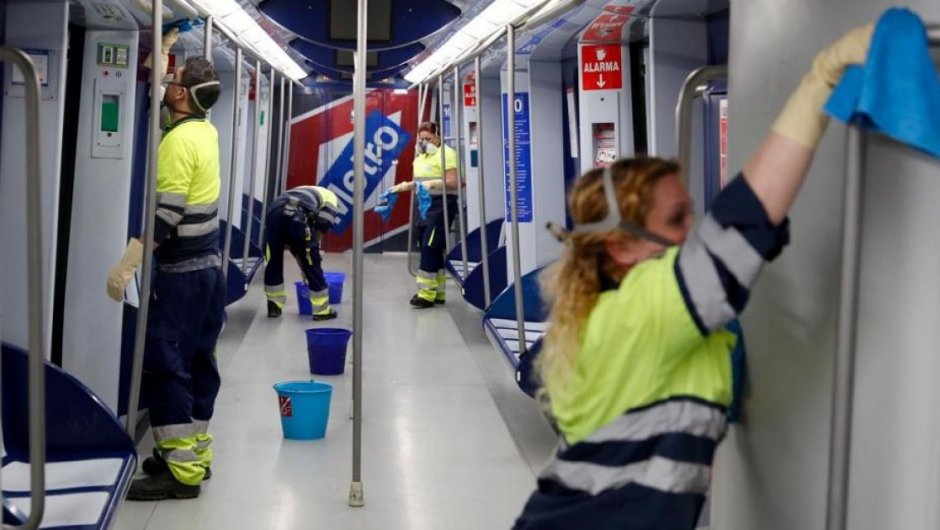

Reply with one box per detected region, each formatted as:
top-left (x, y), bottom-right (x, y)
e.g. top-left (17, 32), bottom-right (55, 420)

top-left (317, 209), bottom-right (338, 225)
top-left (177, 218), bottom-right (220, 237)
top-left (157, 192), bottom-right (187, 208)
top-left (417, 270), bottom-right (437, 286)
top-left (192, 419), bottom-right (210, 435)
top-left (162, 448), bottom-right (200, 463)
top-left (677, 237), bottom-right (737, 331)
top-left (154, 423), bottom-right (199, 441)
top-left (156, 207), bottom-right (184, 226)
top-left (540, 455), bottom-right (712, 496)
top-left (695, 215), bottom-right (763, 288)
top-left (184, 202), bottom-right (219, 215)
top-left (157, 253), bottom-right (222, 273)
top-left (584, 399), bottom-right (727, 445)
top-left (311, 288), bottom-right (329, 313)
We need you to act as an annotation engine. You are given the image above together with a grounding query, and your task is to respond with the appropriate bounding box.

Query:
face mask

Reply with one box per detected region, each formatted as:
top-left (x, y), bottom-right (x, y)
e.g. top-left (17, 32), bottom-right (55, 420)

top-left (424, 142), bottom-right (439, 156)
top-left (416, 138), bottom-right (430, 154)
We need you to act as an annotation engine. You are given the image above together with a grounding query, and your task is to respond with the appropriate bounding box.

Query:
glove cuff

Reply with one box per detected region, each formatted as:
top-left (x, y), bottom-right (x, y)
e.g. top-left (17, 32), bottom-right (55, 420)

top-left (122, 239), bottom-right (145, 269)
top-left (770, 72), bottom-right (831, 149)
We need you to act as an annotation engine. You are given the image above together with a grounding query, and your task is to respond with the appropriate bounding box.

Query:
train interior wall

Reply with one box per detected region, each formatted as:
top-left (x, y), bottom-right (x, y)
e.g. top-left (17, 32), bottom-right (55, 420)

top-left (713, 1), bottom-right (940, 529)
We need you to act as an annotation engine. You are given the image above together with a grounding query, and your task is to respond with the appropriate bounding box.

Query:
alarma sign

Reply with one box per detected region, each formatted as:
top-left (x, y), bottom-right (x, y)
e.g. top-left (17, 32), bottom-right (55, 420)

top-left (581, 44), bottom-right (623, 91)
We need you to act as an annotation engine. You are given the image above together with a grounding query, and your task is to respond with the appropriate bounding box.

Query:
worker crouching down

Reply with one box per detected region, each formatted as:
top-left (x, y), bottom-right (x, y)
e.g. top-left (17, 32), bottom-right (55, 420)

top-left (263, 186), bottom-right (341, 320)
top-left (106, 57), bottom-right (224, 500)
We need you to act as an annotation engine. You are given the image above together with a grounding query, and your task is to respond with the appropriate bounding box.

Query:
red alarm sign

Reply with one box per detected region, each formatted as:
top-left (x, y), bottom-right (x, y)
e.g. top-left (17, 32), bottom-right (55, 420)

top-left (581, 44), bottom-right (623, 91)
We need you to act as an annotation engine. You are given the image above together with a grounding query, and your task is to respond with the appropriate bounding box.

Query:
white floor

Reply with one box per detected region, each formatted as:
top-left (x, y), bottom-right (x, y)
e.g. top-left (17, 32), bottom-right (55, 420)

top-left (114, 253), bottom-right (557, 530)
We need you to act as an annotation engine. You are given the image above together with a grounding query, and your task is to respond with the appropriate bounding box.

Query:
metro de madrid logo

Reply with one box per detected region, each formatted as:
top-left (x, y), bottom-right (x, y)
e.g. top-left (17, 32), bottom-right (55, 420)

top-left (317, 110), bottom-right (412, 234)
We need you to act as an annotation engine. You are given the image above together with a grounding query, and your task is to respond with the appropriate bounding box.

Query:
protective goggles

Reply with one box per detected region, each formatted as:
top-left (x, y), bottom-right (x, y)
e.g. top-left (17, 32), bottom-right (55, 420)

top-left (547, 164), bottom-right (675, 247)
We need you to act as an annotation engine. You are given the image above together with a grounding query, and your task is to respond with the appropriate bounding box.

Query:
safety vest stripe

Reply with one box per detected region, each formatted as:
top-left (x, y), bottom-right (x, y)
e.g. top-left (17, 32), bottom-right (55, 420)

top-left (540, 455), bottom-right (712, 497)
top-left (184, 202), bottom-right (219, 215)
top-left (581, 398), bottom-right (726, 445)
top-left (177, 218), bottom-right (220, 237)
top-left (560, 431), bottom-right (718, 468)
top-left (156, 207), bottom-right (184, 226)
top-left (677, 239), bottom-right (737, 332)
top-left (157, 191), bottom-right (187, 208)
top-left (694, 215), bottom-right (763, 289)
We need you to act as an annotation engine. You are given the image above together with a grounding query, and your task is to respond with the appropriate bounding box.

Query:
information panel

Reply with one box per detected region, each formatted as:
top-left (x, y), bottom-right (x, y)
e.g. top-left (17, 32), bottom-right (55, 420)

top-left (501, 92), bottom-right (533, 223)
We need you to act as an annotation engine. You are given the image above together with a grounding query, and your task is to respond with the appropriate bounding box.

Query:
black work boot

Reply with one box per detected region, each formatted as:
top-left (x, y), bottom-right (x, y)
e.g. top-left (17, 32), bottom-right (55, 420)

top-left (267, 300), bottom-right (282, 318)
top-left (409, 295), bottom-right (435, 309)
top-left (312, 308), bottom-right (338, 321)
top-left (126, 472), bottom-right (200, 501)
top-left (142, 448), bottom-right (211, 480)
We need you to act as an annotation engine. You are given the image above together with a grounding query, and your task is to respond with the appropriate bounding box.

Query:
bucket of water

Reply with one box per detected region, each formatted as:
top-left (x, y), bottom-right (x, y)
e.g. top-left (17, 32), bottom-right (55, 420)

top-left (305, 328), bottom-right (352, 375)
top-left (273, 380), bottom-right (332, 440)
top-left (324, 272), bottom-right (345, 304)
top-left (295, 281), bottom-right (312, 315)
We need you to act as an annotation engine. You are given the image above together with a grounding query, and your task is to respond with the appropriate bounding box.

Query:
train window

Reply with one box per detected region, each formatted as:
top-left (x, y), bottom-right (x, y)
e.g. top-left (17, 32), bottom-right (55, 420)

top-left (329, 0), bottom-right (392, 42)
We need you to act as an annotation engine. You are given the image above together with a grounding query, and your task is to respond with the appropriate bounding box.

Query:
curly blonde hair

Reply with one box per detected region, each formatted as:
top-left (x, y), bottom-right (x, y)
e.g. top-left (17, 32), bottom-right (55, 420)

top-left (537, 158), bottom-right (680, 403)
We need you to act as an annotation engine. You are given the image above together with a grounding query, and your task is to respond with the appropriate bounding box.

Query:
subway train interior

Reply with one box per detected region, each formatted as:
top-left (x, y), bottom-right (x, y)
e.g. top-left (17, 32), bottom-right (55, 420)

top-left (2, 0), bottom-right (940, 528)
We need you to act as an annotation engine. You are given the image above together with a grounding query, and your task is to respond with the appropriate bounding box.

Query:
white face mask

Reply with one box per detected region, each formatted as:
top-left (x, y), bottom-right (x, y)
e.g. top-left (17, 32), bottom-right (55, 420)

top-left (424, 142), bottom-right (439, 156)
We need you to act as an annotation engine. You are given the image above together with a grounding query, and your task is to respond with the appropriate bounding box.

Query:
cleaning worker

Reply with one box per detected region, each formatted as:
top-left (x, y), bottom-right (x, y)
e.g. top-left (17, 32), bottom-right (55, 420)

top-left (386, 121), bottom-right (460, 308)
top-left (512, 23), bottom-right (873, 529)
top-left (106, 55), bottom-right (224, 500)
top-left (263, 185), bottom-right (341, 320)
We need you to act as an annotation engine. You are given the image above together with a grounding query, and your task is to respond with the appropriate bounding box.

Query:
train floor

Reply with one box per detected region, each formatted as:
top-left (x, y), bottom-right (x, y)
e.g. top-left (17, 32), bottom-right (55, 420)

top-left (113, 252), bottom-right (558, 530)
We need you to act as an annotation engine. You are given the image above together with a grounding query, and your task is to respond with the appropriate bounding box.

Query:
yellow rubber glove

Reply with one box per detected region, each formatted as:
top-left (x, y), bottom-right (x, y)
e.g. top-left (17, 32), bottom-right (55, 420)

top-left (389, 181), bottom-right (415, 193)
top-left (772, 23), bottom-right (874, 148)
top-left (143, 27), bottom-right (180, 75)
top-left (420, 179), bottom-right (445, 191)
top-left (106, 239), bottom-right (144, 302)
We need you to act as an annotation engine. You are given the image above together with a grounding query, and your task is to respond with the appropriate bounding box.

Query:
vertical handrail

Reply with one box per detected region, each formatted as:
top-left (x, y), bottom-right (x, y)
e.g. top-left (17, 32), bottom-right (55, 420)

top-left (407, 82), bottom-right (427, 278)
top-left (452, 66), bottom-right (470, 277)
top-left (348, 0), bottom-right (367, 509)
top-left (281, 84), bottom-right (294, 195)
top-left (125, 0), bottom-right (163, 440)
top-left (203, 16), bottom-right (212, 60)
top-left (825, 126), bottom-right (865, 530)
top-left (242, 60), bottom-right (262, 266)
top-left (221, 48), bottom-right (243, 280)
top-left (258, 67), bottom-right (275, 250)
top-left (675, 65), bottom-right (727, 187)
top-left (0, 45), bottom-right (46, 530)
top-left (274, 76), bottom-right (286, 197)
top-left (506, 25), bottom-right (526, 354)
top-left (474, 56), bottom-right (492, 307)
top-left (437, 75), bottom-right (453, 252)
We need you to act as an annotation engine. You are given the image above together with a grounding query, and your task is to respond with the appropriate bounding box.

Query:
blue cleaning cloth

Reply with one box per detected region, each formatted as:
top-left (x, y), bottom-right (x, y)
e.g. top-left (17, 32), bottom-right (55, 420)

top-left (373, 189), bottom-right (398, 222)
top-left (825, 8), bottom-right (940, 158)
top-left (416, 183), bottom-right (432, 221)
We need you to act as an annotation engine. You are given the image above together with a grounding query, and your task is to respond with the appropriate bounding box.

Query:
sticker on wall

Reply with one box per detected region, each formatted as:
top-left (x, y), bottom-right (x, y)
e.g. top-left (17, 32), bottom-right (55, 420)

top-left (719, 98), bottom-right (729, 188)
top-left (502, 93), bottom-right (533, 223)
top-left (593, 123), bottom-right (616, 168)
top-left (581, 44), bottom-right (623, 91)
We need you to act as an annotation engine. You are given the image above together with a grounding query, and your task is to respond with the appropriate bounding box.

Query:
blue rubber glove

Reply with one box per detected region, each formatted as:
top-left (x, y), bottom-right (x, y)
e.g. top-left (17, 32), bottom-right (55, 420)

top-left (416, 182), bottom-right (432, 221)
top-left (373, 190), bottom-right (398, 222)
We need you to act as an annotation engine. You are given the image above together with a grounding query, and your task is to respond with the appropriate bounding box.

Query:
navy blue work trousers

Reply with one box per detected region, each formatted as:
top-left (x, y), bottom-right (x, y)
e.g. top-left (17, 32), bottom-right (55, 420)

top-left (264, 208), bottom-right (327, 292)
top-left (418, 195), bottom-right (458, 273)
top-left (143, 267), bottom-right (226, 427)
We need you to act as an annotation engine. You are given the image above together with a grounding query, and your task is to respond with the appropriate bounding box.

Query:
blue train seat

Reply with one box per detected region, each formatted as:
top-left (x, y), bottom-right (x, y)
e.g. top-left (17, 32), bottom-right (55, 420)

top-left (2, 344), bottom-right (137, 529)
top-left (482, 266), bottom-right (550, 396)
top-left (445, 218), bottom-right (503, 285)
top-left (461, 246), bottom-right (508, 311)
top-left (220, 218), bottom-right (264, 306)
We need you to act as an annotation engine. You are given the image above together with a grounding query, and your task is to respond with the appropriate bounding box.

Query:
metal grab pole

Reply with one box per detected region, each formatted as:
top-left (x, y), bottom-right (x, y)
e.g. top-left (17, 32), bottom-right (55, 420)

top-left (274, 77), bottom-right (286, 196)
top-left (474, 57), bottom-right (492, 307)
top-left (452, 66), bottom-right (469, 277)
top-left (258, 68), bottom-right (275, 248)
top-left (281, 85), bottom-right (294, 195)
top-left (349, 0), bottom-right (367, 508)
top-left (221, 48), bottom-right (243, 280)
top-left (437, 75), bottom-right (453, 252)
top-left (675, 65), bottom-right (727, 186)
top-left (407, 83), bottom-right (428, 278)
top-left (203, 16), bottom-right (212, 59)
top-left (825, 127), bottom-right (864, 530)
top-left (0, 45), bottom-right (45, 530)
top-left (506, 25), bottom-right (526, 355)
top-left (242, 60), bottom-right (262, 265)
top-left (126, 0), bottom-right (164, 440)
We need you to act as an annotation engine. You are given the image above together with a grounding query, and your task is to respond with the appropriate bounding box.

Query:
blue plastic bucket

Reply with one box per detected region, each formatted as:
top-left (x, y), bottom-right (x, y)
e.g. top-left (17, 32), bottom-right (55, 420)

top-left (295, 281), bottom-right (312, 315)
top-left (273, 381), bottom-right (332, 440)
top-left (305, 328), bottom-right (352, 375)
top-left (324, 272), bottom-right (345, 304)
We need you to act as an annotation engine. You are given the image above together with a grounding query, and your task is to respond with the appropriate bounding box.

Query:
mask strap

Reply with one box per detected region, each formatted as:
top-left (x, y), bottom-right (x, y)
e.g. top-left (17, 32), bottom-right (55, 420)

top-left (188, 80), bottom-right (221, 112)
top-left (557, 165), bottom-right (676, 247)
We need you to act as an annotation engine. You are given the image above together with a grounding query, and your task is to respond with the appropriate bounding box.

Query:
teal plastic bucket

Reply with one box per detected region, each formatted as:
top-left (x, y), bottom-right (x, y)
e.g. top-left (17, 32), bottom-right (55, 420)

top-left (324, 271), bottom-right (345, 304)
top-left (273, 381), bottom-right (332, 440)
